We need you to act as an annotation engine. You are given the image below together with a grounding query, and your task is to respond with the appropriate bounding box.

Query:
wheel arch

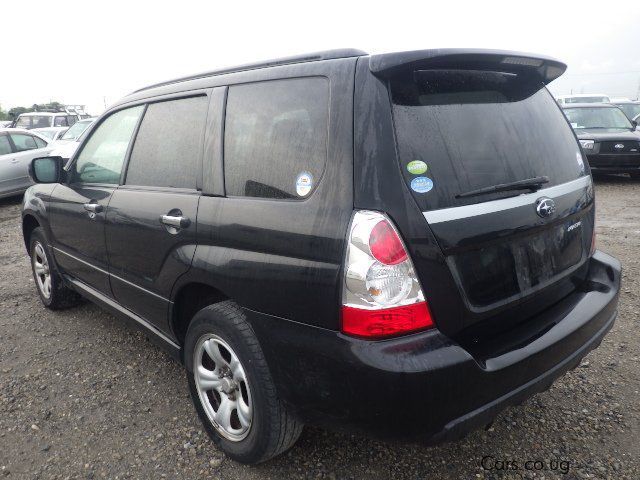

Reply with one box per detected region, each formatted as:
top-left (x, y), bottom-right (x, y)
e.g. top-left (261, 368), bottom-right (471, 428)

top-left (171, 281), bottom-right (229, 352)
top-left (22, 213), bottom-right (41, 254)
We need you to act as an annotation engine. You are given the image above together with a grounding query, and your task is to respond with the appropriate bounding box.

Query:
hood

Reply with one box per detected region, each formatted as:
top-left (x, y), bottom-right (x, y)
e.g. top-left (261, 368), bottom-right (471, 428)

top-left (574, 128), bottom-right (640, 141)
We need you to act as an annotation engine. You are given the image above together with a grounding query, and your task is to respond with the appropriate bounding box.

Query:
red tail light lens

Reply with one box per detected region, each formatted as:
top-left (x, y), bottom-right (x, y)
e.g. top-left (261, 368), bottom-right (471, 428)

top-left (341, 302), bottom-right (434, 339)
top-left (369, 220), bottom-right (408, 265)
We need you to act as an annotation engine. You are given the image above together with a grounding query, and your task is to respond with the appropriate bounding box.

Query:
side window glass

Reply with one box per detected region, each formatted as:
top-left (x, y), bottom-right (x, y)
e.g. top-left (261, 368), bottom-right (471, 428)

top-left (10, 133), bottom-right (39, 152)
top-left (72, 106), bottom-right (144, 185)
top-left (34, 136), bottom-right (48, 148)
top-left (68, 115), bottom-right (78, 126)
top-left (224, 77), bottom-right (329, 199)
top-left (125, 96), bottom-right (208, 189)
top-left (0, 136), bottom-right (12, 155)
top-left (54, 116), bottom-right (68, 127)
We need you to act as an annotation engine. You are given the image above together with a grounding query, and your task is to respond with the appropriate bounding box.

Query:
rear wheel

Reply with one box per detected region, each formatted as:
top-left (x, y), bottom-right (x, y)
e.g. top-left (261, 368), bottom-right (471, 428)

top-left (30, 227), bottom-right (81, 309)
top-left (185, 301), bottom-right (303, 464)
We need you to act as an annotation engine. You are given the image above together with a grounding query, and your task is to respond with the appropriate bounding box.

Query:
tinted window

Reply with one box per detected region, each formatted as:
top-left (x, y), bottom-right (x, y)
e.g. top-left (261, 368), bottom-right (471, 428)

top-left (390, 70), bottom-right (585, 210)
top-left (126, 96), bottom-right (207, 189)
top-left (224, 77), bottom-right (329, 199)
top-left (34, 136), bottom-right (47, 148)
top-left (10, 133), bottom-right (39, 152)
top-left (0, 136), bottom-right (11, 155)
top-left (16, 115), bottom-right (51, 129)
top-left (73, 106), bottom-right (143, 184)
top-left (67, 115), bottom-right (78, 126)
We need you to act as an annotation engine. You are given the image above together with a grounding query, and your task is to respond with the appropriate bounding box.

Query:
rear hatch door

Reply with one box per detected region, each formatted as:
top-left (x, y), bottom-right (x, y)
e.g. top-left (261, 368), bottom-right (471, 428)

top-left (379, 51), bottom-right (595, 333)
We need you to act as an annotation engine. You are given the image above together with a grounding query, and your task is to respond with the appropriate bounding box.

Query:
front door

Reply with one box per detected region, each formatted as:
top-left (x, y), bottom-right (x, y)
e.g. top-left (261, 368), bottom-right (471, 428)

top-left (104, 95), bottom-right (208, 329)
top-left (0, 132), bottom-right (49, 195)
top-left (48, 105), bottom-right (145, 294)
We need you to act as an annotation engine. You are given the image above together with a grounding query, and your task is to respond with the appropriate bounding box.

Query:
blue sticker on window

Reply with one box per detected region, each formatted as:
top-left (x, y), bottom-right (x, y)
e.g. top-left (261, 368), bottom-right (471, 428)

top-left (410, 176), bottom-right (433, 194)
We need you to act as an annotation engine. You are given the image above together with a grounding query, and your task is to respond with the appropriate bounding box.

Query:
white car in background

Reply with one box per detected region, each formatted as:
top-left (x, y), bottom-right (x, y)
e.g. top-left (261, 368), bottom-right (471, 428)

top-left (32, 127), bottom-right (68, 142)
top-left (556, 94), bottom-right (611, 105)
top-left (0, 129), bottom-right (51, 199)
top-left (12, 111), bottom-right (79, 129)
top-left (51, 117), bottom-right (96, 146)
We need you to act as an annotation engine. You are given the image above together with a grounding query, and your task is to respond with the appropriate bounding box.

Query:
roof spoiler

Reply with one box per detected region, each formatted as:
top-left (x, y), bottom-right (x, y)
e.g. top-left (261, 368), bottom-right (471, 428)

top-left (369, 49), bottom-right (567, 84)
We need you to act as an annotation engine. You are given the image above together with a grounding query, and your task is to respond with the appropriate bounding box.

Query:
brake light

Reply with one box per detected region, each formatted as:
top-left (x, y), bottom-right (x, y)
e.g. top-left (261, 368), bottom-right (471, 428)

top-left (369, 220), bottom-right (407, 265)
top-left (341, 211), bottom-right (434, 339)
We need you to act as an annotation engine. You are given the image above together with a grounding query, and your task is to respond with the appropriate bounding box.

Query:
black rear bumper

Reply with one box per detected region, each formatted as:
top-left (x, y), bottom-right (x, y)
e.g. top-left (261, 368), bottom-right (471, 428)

top-left (245, 250), bottom-right (621, 441)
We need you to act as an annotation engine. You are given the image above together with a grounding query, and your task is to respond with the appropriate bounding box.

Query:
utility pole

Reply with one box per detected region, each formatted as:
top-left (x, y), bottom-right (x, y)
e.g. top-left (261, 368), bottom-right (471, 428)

top-left (636, 76), bottom-right (640, 101)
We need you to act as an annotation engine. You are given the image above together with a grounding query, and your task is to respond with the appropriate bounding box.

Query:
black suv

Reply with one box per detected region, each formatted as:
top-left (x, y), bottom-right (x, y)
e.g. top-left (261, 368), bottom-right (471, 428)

top-left (563, 103), bottom-right (640, 176)
top-left (22, 48), bottom-right (621, 464)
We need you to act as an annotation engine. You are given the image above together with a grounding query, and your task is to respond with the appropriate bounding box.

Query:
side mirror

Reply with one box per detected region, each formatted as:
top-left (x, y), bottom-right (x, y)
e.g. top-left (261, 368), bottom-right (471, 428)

top-left (632, 120), bottom-right (639, 131)
top-left (29, 156), bottom-right (66, 184)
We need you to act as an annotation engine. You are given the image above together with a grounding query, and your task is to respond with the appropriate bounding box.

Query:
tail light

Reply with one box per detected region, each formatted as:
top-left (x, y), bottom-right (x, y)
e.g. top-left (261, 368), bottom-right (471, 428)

top-left (341, 211), bottom-right (434, 339)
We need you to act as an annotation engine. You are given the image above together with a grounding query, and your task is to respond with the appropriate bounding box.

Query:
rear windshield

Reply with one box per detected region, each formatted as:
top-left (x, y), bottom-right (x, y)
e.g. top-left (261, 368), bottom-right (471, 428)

top-left (390, 69), bottom-right (586, 210)
top-left (16, 115), bottom-right (51, 129)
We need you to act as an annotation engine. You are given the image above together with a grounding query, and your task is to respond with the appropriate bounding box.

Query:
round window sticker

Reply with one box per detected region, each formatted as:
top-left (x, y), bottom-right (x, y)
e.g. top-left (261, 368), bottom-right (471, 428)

top-left (407, 160), bottom-right (428, 175)
top-left (410, 176), bottom-right (434, 194)
top-left (296, 171), bottom-right (313, 197)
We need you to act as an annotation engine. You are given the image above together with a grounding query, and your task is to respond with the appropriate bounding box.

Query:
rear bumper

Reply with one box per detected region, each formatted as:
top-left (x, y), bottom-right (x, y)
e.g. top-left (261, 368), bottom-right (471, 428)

top-left (587, 153), bottom-right (640, 173)
top-left (245, 250), bottom-right (620, 441)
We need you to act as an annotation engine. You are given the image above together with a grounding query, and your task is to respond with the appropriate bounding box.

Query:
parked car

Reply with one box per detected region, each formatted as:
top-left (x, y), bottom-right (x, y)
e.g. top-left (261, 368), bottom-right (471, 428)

top-left (22, 48), bottom-right (620, 464)
top-left (12, 111), bottom-right (78, 129)
top-left (563, 103), bottom-right (640, 176)
top-left (32, 127), bottom-right (68, 142)
top-left (0, 129), bottom-right (50, 198)
top-left (611, 99), bottom-right (640, 122)
top-left (51, 117), bottom-right (96, 146)
top-left (556, 94), bottom-right (611, 104)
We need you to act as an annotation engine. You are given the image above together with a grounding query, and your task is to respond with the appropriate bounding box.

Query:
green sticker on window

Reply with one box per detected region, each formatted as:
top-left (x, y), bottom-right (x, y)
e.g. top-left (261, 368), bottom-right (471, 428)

top-left (407, 160), bottom-right (428, 175)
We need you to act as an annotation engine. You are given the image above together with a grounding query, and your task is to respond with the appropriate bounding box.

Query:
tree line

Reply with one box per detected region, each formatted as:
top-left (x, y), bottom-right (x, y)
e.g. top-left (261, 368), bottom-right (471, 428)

top-left (0, 102), bottom-right (64, 121)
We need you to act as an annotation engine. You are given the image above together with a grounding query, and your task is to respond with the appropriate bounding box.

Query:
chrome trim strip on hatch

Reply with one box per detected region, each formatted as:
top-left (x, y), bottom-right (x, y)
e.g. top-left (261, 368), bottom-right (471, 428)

top-left (423, 176), bottom-right (591, 224)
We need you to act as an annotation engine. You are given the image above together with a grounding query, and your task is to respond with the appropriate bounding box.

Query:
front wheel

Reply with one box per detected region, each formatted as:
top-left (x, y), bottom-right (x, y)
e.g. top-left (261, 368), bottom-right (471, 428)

top-left (30, 227), bottom-right (81, 309)
top-left (185, 301), bottom-right (303, 464)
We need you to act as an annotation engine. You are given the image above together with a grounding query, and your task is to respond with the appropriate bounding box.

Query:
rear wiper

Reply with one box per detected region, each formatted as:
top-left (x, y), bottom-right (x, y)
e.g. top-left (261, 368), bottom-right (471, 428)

top-left (455, 176), bottom-right (549, 199)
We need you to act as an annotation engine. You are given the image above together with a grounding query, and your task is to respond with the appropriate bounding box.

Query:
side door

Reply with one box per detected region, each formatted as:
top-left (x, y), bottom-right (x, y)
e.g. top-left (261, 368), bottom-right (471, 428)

top-left (5, 132), bottom-right (50, 192)
top-left (105, 94), bottom-right (207, 329)
top-left (48, 105), bottom-right (145, 294)
top-left (0, 133), bottom-right (19, 195)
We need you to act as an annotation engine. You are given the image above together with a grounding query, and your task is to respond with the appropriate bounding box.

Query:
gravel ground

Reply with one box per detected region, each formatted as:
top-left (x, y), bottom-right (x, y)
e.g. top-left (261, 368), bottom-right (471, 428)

top-left (1, 176), bottom-right (639, 480)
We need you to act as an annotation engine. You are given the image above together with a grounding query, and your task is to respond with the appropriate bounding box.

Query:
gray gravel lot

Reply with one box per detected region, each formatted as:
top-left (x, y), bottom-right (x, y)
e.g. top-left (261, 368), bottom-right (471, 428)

top-left (1, 176), bottom-right (639, 480)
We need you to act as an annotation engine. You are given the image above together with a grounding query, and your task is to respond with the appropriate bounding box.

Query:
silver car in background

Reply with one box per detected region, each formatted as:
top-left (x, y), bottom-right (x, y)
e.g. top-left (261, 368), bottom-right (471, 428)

top-left (0, 129), bottom-right (51, 199)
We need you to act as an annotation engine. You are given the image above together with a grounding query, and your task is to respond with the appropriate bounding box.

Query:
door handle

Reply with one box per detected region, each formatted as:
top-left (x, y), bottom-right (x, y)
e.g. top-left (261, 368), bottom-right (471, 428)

top-left (160, 215), bottom-right (191, 229)
top-left (83, 203), bottom-right (103, 213)
top-left (10, 158), bottom-right (18, 164)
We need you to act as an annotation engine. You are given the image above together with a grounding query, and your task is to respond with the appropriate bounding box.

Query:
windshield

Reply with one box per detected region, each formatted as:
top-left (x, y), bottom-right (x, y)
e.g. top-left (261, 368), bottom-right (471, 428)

top-left (615, 103), bottom-right (640, 121)
top-left (15, 115), bottom-right (51, 129)
top-left (36, 130), bottom-right (56, 140)
top-left (390, 69), bottom-right (586, 210)
top-left (61, 119), bottom-right (92, 140)
top-left (564, 96), bottom-right (608, 104)
top-left (563, 107), bottom-right (632, 130)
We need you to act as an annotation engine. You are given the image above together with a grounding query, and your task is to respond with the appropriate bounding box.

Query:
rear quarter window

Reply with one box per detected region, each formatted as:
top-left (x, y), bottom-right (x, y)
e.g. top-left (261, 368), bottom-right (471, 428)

top-left (223, 77), bottom-right (329, 199)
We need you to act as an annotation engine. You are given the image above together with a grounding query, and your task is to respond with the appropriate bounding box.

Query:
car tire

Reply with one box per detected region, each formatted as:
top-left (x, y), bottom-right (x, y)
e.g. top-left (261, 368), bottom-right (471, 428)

top-left (29, 227), bottom-right (82, 310)
top-left (185, 301), bottom-right (303, 464)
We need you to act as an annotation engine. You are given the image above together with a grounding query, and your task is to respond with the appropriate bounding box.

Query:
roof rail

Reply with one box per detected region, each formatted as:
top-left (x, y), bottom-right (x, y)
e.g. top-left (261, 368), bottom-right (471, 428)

top-left (130, 48), bottom-right (367, 95)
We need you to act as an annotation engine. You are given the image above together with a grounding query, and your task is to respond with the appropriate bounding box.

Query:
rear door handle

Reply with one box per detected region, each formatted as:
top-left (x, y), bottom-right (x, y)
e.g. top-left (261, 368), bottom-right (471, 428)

top-left (161, 215), bottom-right (191, 229)
top-left (83, 203), bottom-right (103, 213)
top-left (10, 158), bottom-right (18, 164)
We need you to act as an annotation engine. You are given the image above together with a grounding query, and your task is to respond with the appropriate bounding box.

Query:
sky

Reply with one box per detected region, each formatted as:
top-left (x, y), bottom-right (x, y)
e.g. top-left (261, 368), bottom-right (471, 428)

top-left (1, 0), bottom-right (639, 116)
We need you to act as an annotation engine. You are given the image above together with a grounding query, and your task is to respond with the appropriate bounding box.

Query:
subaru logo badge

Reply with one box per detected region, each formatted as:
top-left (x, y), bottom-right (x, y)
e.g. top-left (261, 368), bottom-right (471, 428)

top-left (536, 197), bottom-right (556, 218)
top-left (614, 143), bottom-right (624, 150)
